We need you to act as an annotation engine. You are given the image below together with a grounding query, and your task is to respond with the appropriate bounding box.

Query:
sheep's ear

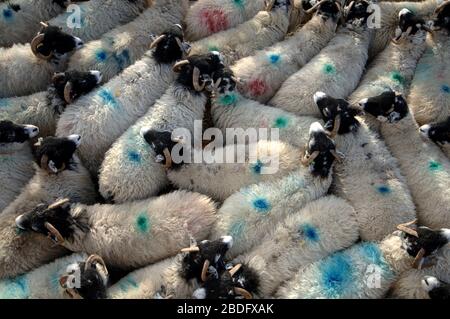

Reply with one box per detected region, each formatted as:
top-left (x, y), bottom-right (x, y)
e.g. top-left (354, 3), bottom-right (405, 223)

top-left (52, 72), bottom-right (66, 84)
top-left (34, 137), bottom-right (44, 147)
top-left (48, 160), bottom-right (58, 173)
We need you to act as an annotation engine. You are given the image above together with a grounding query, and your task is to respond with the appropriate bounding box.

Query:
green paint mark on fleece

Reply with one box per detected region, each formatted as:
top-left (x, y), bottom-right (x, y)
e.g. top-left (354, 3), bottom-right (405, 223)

top-left (119, 276), bottom-right (139, 292)
top-left (323, 63), bottom-right (336, 75)
top-left (229, 220), bottom-right (245, 240)
top-left (429, 160), bottom-right (443, 172)
top-left (219, 93), bottom-right (238, 106)
top-left (135, 212), bottom-right (150, 234)
top-left (273, 116), bottom-right (289, 128)
top-left (208, 44), bottom-right (219, 52)
top-left (390, 71), bottom-right (405, 86)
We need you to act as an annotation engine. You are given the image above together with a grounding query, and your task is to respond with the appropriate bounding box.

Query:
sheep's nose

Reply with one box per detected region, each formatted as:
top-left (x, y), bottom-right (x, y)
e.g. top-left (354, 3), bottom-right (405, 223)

top-left (74, 37), bottom-right (84, 49)
top-left (68, 134), bottom-right (82, 147)
top-left (24, 125), bottom-right (39, 138)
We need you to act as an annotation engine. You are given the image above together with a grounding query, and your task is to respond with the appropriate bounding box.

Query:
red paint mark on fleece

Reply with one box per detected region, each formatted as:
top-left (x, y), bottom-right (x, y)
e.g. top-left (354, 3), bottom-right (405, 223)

top-left (248, 79), bottom-right (268, 97)
top-left (200, 8), bottom-right (229, 34)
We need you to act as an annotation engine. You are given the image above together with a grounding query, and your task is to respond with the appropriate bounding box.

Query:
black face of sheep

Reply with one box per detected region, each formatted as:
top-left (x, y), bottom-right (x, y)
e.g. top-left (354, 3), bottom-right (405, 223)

top-left (392, 8), bottom-right (430, 43)
top-left (420, 117), bottom-right (450, 146)
top-left (303, 122), bottom-right (344, 178)
top-left (0, 120), bottom-right (39, 144)
top-left (314, 92), bottom-right (362, 135)
top-left (317, 0), bottom-right (341, 21)
top-left (140, 129), bottom-right (184, 169)
top-left (402, 226), bottom-right (450, 258)
top-left (212, 67), bottom-right (238, 95)
top-left (432, 1), bottom-right (450, 32)
top-left (60, 255), bottom-right (109, 299)
top-left (359, 91), bottom-right (409, 124)
top-left (180, 236), bottom-right (233, 282)
top-left (422, 276), bottom-right (450, 300)
top-left (31, 24), bottom-right (84, 61)
top-left (52, 70), bottom-right (102, 104)
top-left (15, 199), bottom-right (76, 243)
top-left (151, 24), bottom-right (191, 64)
top-left (193, 263), bottom-right (260, 299)
top-left (345, 0), bottom-right (372, 27)
top-left (33, 135), bottom-right (82, 174)
top-left (174, 52), bottom-right (225, 93)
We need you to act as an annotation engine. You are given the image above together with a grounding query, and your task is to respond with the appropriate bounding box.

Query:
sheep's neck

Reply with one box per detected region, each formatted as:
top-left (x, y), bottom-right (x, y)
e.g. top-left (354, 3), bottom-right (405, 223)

top-left (379, 112), bottom-right (422, 155)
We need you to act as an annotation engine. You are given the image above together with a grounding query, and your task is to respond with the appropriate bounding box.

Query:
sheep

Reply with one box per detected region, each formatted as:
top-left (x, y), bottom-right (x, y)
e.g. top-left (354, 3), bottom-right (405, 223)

top-left (268, 0), bottom-right (375, 117)
top-left (314, 92), bottom-right (416, 241)
top-left (165, 140), bottom-right (303, 202)
top-left (370, 0), bottom-right (444, 59)
top-left (210, 121), bottom-right (344, 258)
top-left (57, 237), bottom-right (233, 299)
top-left (194, 196), bottom-right (359, 299)
top-left (47, 0), bottom-right (149, 43)
top-left (360, 91), bottom-right (450, 229)
top-left (189, 0), bottom-right (293, 66)
top-left (389, 228), bottom-right (450, 299)
top-left (56, 25), bottom-right (191, 175)
top-left (0, 24), bottom-right (84, 98)
top-left (16, 190), bottom-right (217, 270)
top-left (422, 275), bottom-right (450, 299)
top-left (0, 135), bottom-right (97, 279)
top-left (420, 117), bottom-right (450, 158)
top-left (67, 0), bottom-right (189, 83)
top-left (0, 253), bottom-right (87, 299)
top-left (0, 120), bottom-right (39, 213)
top-left (0, 70), bottom-right (102, 137)
top-left (407, 1), bottom-right (450, 126)
top-left (209, 67), bottom-right (317, 150)
top-left (348, 8), bottom-right (429, 132)
top-left (231, 0), bottom-right (342, 103)
top-left (0, 0), bottom-right (66, 47)
top-left (275, 225), bottom-right (450, 299)
top-left (184, 0), bottom-right (267, 41)
top-left (98, 52), bottom-right (225, 203)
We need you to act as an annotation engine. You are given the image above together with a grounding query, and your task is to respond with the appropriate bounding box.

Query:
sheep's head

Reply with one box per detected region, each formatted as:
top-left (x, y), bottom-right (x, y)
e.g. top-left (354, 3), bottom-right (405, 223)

top-left (193, 263), bottom-right (259, 299)
top-left (302, 121), bottom-right (344, 178)
top-left (33, 134), bottom-right (81, 174)
top-left (397, 220), bottom-right (450, 269)
top-left (60, 255), bottom-right (109, 299)
top-left (52, 70), bottom-right (102, 104)
top-left (265, 0), bottom-right (291, 13)
top-left (173, 51), bottom-right (225, 93)
top-left (303, 0), bottom-right (342, 23)
top-left (0, 120), bottom-right (39, 151)
top-left (359, 91), bottom-right (409, 124)
top-left (430, 1), bottom-right (450, 33)
top-left (151, 24), bottom-right (191, 64)
top-left (180, 236), bottom-right (233, 282)
top-left (210, 67), bottom-right (243, 107)
top-left (419, 117), bottom-right (450, 146)
top-left (314, 91), bottom-right (362, 135)
top-left (392, 9), bottom-right (429, 45)
top-left (343, 0), bottom-right (373, 29)
top-left (140, 128), bottom-right (185, 169)
top-left (15, 198), bottom-right (75, 244)
top-left (422, 276), bottom-right (450, 300)
top-left (31, 23), bottom-right (83, 61)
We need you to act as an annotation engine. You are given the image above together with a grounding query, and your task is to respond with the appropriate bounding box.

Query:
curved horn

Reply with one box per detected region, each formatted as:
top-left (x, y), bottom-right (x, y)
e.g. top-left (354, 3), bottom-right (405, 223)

top-left (234, 287), bottom-right (253, 299)
top-left (149, 34), bottom-right (166, 49)
top-left (344, 0), bottom-right (355, 20)
top-left (163, 148), bottom-right (172, 169)
top-left (301, 150), bottom-right (320, 166)
top-left (306, 0), bottom-right (327, 14)
top-left (335, 1), bottom-right (346, 26)
top-left (48, 198), bottom-right (70, 210)
top-left (330, 149), bottom-right (344, 163)
top-left (229, 264), bottom-right (242, 277)
top-left (328, 114), bottom-right (341, 138)
top-left (31, 34), bottom-right (52, 60)
top-left (64, 81), bottom-right (74, 104)
top-left (412, 248), bottom-right (426, 269)
top-left (180, 246), bottom-right (200, 253)
top-left (435, 1), bottom-right (449, 15)
top-left (192, 67), bottom-right (206, 92)
top-left (213, 77), bottom-right (222, 92)
top-left (85, 255), bottom-right (109, 276)
top-left (45, 222), bottom-right (65, 244)
top-left (201, 260), bottom-right (210, 282)
top-left (397, 219), bottom-right (419, 237)
top-left (265, 0), bottom-right (275, 11)
top-left (40, 21), bottom-right (49, 28)
top-left (172, 60), bottom-right (189, 72)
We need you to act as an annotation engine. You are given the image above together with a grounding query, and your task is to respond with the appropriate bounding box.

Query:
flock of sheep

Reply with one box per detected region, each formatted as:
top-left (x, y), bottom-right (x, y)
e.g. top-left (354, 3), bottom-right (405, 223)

top-left (0, 0), bottom-right (449, 299)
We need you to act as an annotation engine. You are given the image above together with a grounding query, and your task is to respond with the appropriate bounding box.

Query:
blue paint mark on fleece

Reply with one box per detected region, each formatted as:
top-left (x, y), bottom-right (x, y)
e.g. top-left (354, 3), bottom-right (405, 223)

top-left (0, 98), bottom-right (9, 108)
top-left (252, 198), bottom-right (271, 214)
top-left (375, 184), bottom-right (391, 195)
top-left (119, 276), bottom-right (139, 292)
top-left (442, 84), bottom-right (450, 94)
top-left (98, 89), bottom-right (119, 108)
top-left (268, 53), bottom-right (281, 65)
top-left (2, 8), bottom-right (13, 20)
top-left (0, 275), bottom-right (30, 299)
top-left (319, 253), bottom-right (353, 298)
top-left (299, 223), bottom-right (319, 242)
top-left (127, 150), bottom-right (141, 163)
top-left (95, 49), bottom-right (107, 62)
top-left (114, 49), bottom-right (130, 71)
top-left (251, 160), bottom-right (263, 174)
